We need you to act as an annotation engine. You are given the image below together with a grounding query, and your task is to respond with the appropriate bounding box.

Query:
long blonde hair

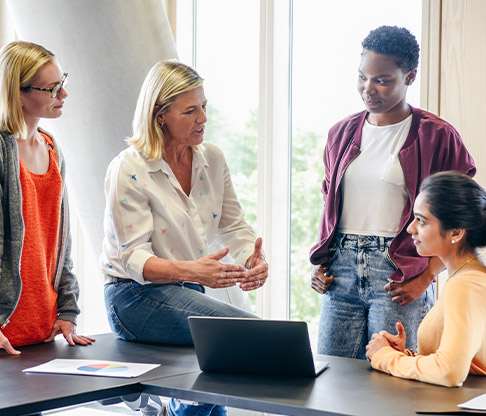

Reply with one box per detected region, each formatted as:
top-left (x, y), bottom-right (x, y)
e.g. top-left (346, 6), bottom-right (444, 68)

top-left (128, 61), bottom-right (203, 161)
top-left (0, 41), bottom-right (54, 139)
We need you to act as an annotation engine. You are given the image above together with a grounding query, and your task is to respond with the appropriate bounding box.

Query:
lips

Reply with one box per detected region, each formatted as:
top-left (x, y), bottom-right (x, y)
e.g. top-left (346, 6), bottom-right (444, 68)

top-left (364, 99), bottom-right (381, 107)
top-left (194, 127), bottom-right (205, 136)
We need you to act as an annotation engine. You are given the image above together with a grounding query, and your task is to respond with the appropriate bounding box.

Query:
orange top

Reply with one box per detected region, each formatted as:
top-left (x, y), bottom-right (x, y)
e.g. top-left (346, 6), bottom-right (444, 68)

top-left (3, 133), bottom-right (62, 347)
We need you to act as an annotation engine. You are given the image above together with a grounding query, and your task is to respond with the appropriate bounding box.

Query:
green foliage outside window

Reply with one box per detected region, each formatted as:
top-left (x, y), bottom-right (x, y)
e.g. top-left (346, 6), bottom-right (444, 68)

top-left (205, 104), bottom-right (325, 328)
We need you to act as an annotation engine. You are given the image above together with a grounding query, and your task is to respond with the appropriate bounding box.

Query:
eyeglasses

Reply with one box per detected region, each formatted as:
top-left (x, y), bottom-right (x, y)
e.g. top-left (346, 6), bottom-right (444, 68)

top-left (21, 73), bottom-right (68, 99)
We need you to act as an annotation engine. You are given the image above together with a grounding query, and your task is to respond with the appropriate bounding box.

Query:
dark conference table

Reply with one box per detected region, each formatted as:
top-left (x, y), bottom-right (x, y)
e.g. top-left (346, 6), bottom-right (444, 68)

top-left (2, 333), bottom-right (486, 416)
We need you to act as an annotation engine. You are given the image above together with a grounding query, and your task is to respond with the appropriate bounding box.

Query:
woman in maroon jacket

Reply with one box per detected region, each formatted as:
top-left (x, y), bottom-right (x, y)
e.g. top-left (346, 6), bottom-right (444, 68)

top-left (310, 25), bottom-right (475, 359)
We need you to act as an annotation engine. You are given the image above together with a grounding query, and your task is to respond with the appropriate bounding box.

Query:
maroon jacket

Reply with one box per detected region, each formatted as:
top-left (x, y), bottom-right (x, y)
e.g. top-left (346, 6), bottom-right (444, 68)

top-left (309, 107), bottom-right (476, 282)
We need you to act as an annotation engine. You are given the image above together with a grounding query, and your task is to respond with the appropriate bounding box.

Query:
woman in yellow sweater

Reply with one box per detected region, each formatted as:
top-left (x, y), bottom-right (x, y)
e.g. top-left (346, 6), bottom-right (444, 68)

top-left (366, 171), bottom-right (486, 387)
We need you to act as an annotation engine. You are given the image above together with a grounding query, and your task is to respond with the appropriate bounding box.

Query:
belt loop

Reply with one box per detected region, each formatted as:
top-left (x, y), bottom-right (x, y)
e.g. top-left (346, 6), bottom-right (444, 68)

top-left (339, 233), bottom-right (347, 248)
top-left (379, 237), bottom-right (385, 252)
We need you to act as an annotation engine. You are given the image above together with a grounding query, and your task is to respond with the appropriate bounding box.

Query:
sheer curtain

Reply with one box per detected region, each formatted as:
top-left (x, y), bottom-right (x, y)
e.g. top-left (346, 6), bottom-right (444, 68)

top-left (6, 0), bottom-right (178, 333)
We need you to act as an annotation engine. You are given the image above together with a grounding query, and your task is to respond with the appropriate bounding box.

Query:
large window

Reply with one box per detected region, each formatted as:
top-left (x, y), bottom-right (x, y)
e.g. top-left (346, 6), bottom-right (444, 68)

top-left (173, 0), bottom-right (422, 343)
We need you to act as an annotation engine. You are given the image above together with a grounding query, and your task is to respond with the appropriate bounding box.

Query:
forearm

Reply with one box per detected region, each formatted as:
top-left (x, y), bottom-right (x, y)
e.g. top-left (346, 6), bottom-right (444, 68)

top-left (143, 256), bottom-right (191, 283)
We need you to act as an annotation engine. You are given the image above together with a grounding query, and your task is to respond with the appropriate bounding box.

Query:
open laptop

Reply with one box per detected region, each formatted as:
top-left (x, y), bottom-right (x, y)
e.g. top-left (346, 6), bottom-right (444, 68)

top-left (188, 316), bottom-right (329, 377)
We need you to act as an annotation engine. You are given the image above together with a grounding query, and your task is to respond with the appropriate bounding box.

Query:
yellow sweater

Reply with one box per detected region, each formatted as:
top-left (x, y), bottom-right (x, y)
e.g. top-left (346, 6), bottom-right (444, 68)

top-left (371, 270), bottom-right (486, 387)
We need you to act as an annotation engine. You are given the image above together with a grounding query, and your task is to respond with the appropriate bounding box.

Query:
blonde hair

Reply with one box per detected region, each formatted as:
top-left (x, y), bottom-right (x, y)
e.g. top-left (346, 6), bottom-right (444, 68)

top-left (128, 61), bottom-right (203, 161)
top-left (0, 41), bottom-right (54, 139)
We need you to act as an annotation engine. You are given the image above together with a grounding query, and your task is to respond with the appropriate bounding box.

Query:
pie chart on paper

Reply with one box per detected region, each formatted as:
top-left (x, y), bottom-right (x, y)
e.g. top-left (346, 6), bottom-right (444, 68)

top-left (77, 363), bottom-right (129, 374)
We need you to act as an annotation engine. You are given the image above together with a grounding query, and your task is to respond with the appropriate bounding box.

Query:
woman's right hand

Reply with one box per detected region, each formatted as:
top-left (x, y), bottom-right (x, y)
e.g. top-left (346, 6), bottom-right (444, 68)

top-left (311, 265), bottom-right (334, 294)
top-left (0, 330), bottom-right (21, 355)
top-left (379, 321), bottom-right (407, 353)
top-left (190, 247), bottom-right (247, 288)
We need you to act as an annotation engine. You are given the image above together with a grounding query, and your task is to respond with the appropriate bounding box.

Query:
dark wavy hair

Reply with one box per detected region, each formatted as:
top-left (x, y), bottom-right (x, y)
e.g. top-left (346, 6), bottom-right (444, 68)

top-left (420, 171), bottom-right (486, 250)
top-left (362, 25), bottom-right (419, 72)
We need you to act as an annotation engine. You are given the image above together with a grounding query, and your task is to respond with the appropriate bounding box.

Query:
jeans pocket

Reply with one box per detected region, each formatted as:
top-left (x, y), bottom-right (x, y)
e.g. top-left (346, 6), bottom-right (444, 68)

top-left (384, 248), bottom-right (398, 271)
top-left (107, 303), bottom-right (137, 341)
top-left (326, 240), bottom-right (340, 268)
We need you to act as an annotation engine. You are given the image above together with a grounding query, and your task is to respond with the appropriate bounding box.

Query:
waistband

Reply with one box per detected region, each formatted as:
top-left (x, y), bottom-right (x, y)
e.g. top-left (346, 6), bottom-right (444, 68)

top-left (333, 232), bottom-right (393, 251)
top-left (106, 276), bottom-right (205, 293)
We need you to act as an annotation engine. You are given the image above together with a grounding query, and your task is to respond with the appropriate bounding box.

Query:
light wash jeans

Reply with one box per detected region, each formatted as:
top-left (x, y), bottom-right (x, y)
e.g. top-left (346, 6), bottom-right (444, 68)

top-left (317, 233), bottom-right (435, 359)
top-left (104, 279), bottom-right (256, 416)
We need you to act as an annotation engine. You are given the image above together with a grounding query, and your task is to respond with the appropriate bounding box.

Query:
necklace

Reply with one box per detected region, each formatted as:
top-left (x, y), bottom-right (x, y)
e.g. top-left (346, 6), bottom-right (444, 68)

top-left (448, 255), bottom-right (479, 280)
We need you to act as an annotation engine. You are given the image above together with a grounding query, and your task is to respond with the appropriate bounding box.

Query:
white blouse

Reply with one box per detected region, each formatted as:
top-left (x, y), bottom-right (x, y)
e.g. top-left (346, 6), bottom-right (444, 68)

top-left (100, 142), bottom-right (256, 285)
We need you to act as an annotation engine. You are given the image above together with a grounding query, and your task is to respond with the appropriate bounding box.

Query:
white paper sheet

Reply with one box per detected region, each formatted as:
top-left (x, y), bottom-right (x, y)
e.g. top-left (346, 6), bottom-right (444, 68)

top-left (23, 359), bottom-right (160, 378)
top-left (458, 393), bottom-right (486, 411)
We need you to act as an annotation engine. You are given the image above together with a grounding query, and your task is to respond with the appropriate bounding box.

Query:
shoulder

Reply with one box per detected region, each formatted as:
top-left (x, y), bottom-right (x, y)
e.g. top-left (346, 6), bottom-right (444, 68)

top-left (326, 111), bottom-right (365, 147)
top-left (324, 111), bottom-right (365, 157)
top-left (413, 108), bottom-right (462, 140)
top-left (109, 146), bottom-right (147, 171)
top-left (196, 142), bottom-right (225, 165)
top-left (443, 270), bottom-right (486, 305)
top-left (328, 111), bottom-right (365, 135)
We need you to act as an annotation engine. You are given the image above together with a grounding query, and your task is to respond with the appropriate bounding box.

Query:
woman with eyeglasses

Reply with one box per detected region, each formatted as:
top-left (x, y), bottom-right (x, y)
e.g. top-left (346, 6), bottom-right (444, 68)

top-left (100, 60), bottom-right (268, 416)
top-left (366, 171), bottom-right (486, 387)
top-left (0, 41), bottom-right (94, 355)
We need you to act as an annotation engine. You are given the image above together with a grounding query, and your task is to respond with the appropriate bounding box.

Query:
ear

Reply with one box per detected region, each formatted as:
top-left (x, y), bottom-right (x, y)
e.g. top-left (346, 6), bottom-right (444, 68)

top-left (449, 228), bottom-right (466, 245)
top-left (156, 112), bottom-right (164, 125)
top-left (405, 69), bottom-right (417, 86)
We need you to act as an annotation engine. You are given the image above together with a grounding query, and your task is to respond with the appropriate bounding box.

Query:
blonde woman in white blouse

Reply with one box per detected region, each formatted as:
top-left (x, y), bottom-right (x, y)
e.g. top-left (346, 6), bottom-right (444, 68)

top-left (101, 60), bottom-right (268, 340)
top-left (100, 61), bottom-right (268, 416)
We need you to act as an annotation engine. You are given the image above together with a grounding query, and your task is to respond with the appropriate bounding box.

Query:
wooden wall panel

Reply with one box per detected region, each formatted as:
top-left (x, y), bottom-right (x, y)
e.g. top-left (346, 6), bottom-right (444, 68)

top-left (440, 0), bottom-right (486, 187)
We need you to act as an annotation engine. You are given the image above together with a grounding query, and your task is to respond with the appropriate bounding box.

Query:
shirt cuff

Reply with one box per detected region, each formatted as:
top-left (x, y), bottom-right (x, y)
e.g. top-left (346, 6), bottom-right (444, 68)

top-left (126, 250), bottom-right (155, 281)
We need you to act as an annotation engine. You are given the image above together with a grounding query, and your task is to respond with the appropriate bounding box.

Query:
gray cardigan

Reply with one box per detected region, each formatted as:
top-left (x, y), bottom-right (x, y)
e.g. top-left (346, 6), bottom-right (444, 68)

top-left (0, 130), bottom-right (80, 329)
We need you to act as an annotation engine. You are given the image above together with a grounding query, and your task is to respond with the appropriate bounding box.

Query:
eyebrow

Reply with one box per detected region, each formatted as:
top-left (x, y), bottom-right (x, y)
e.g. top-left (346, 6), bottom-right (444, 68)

top-left (358, 70), bottom-right (392, 78)
top-left (414, 212), bottom-right (428, 221)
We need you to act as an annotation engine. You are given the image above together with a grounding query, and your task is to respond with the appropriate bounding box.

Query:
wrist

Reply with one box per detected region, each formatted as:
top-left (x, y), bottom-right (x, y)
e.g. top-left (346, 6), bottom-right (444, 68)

top-left (170, 261), bottom-right (185, 282)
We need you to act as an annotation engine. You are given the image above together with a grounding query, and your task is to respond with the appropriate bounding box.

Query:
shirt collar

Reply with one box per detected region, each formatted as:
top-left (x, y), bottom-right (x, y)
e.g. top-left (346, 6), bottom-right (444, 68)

top-left (144, 145), bottom-right (209, 174)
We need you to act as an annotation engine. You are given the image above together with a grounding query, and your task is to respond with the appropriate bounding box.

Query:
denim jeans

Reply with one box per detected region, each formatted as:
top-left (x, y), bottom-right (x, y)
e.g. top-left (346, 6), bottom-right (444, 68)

top-left (317, 233), bottom-right (435, 359)
top-left (104, 279), bottom-right (256, 416)
top-left (104, 280), bottom-right (256, 344)
top-left (166, 399), bottom-right (227, 416)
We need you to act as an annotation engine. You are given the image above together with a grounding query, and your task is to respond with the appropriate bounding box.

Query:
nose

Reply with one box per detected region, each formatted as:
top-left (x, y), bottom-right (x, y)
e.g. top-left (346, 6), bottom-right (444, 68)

top-left (58, 86), bottom-right (68, 99)
top-left (406, 219), bottom-right (416, 235)
top-left (364, 80), bottom-right (375, 96)
top-left (198, 108), bottom-right (207, 124)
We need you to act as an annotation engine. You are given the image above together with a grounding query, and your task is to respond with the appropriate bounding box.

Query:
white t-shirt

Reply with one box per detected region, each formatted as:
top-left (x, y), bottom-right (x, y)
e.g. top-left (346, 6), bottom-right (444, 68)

top-left (338, 115), bottom-right (412, 237)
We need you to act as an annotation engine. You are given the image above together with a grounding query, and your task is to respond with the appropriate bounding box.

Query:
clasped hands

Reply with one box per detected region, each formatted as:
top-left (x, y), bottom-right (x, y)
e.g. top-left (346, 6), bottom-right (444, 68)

top-left (365, 321), bottom-right (406, 362)
top-left (195, 237), bottom-right (268, 291)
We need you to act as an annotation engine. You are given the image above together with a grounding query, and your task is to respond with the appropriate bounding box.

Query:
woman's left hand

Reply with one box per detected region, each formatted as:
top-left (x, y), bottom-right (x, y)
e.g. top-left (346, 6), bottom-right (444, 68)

top-left (365, 333), bottom-right (391, 362)
top-left (44, 320), bottom-right (96, 346)
top-left (240, 237), bottom-right (268, 291)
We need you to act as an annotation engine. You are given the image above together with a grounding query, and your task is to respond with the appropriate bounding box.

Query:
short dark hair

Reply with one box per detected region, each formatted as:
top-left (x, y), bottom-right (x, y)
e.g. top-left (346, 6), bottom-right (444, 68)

top-left (420, 171), bottom-right (486, 250)
top-left (362, 26), bottom-right (419, 72)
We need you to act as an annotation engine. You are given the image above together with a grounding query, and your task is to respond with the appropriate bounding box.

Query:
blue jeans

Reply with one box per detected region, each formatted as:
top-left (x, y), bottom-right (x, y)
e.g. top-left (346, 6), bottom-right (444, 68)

top-left (104, 279), bottom-right (256, 416)
top-left (104, 280), bottom-right (256, 344)
top-left (317, 233), bottom-right (435, 359)
top-left (166, 399), bottom-right (227, 416)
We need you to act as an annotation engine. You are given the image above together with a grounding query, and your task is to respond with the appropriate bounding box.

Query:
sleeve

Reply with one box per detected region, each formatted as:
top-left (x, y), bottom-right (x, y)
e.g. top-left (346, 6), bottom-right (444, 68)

top-left (442, 129), bottom-right (476, 177)
top-left (105, 156), bottom-right (156, 280)
top-left (55, 189), bottom-right (81, 324)
top-left (371, 276), bottom-right (486, 387)
top-left (49, 142), bottom-right (80, 324)
top-left (215, 152), bottom-right (256, 266)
